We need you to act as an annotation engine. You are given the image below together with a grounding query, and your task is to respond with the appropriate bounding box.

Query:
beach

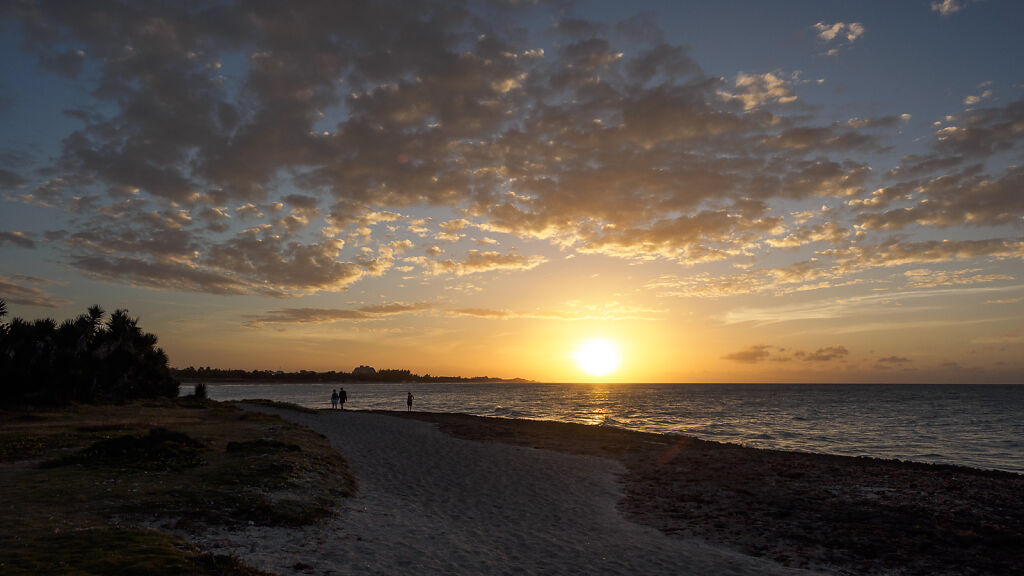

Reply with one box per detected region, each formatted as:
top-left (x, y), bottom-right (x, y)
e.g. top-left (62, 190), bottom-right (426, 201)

top-left (181, 405), bottom-right (1023, 576)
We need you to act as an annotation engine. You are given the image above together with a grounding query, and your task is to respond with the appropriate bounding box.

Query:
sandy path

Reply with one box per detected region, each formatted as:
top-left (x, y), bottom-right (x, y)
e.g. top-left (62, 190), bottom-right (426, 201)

top-left (192, 408), bottom-right (822, 575)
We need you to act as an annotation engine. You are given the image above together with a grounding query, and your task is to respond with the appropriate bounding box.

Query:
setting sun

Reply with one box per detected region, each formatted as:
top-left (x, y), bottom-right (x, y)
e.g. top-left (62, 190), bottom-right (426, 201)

top-left (572, 338), bottom-right (623, 377)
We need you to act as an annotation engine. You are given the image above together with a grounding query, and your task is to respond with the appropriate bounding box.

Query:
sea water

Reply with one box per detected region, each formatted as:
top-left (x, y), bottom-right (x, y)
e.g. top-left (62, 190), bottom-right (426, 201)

top-left (201, 382), bottom-right (1024, 474)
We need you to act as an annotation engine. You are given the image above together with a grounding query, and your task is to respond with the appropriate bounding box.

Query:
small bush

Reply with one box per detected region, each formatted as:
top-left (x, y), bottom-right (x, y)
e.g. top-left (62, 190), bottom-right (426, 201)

top-left (43, 427), bottom-right (206, 470)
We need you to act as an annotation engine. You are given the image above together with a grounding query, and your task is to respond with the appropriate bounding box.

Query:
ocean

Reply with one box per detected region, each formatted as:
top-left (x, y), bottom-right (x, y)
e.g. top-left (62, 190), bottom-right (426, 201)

top-left (201, 382), bottom-right (1024, 474)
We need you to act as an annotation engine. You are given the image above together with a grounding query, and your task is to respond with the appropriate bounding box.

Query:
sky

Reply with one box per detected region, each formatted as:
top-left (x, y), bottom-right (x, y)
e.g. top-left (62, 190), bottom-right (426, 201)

top-left (1, 0), bottom-right (1022, 383)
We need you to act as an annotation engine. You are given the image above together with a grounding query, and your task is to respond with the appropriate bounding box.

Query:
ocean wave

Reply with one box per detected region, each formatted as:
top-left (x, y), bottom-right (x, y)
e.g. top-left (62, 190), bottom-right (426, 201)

top-left (491, 406), bottom-right (525, 418)
top-left (597, 416), bottom-right (627, 429)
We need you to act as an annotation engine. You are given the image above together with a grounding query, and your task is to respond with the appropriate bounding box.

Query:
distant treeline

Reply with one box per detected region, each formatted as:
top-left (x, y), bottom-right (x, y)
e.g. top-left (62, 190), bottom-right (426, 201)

top-left (0, 299), bottom-right (178, 406)
top-left (172, 366), bottom-right (530, 384)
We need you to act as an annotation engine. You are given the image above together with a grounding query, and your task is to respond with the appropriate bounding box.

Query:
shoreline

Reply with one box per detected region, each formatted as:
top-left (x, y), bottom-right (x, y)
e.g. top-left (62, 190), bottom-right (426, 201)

top-left (391, 410), bottom-right (1023, 476)
top-left (212, 382), bottom-right (1024, 475)
top-left (374, 409), bottom-right (1023, 575)
top-left (383, 408), bottom-right (1022, 475)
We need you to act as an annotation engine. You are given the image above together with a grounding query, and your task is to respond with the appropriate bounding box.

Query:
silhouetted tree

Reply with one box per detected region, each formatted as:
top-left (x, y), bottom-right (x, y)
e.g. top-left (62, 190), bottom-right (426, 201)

top-left (0, 299), bottom-right (178, 406)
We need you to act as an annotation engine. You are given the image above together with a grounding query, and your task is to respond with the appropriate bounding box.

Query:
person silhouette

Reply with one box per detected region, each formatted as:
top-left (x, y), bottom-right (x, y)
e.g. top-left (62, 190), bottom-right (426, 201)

top-left (330, 389), bottom-right (339, 409)
top-left (339, 387), bottom-right (347, 410)
top-left (407, 391), bottom-right (413, 412)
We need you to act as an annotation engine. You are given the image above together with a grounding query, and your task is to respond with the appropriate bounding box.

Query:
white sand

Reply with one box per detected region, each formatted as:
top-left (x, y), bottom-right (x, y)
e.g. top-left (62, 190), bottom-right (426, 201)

top-left (185, 407), bottom-right (825, 575)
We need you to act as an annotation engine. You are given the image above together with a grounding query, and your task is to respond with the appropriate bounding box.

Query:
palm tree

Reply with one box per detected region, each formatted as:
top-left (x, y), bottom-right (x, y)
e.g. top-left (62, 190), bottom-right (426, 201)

top-left (0, 299), bottom-right (9, 402)
top-left (0, 302), bottom-right (177, 405)
top-left (95, 309), bottom-right (177, 401)
top-left (53, 306), bottom-right (106, 402)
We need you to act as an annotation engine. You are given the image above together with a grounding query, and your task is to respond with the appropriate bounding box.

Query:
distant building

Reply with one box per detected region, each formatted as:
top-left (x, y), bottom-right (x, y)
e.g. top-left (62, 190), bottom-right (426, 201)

top-left (352, 365), bottom-right (376, 377)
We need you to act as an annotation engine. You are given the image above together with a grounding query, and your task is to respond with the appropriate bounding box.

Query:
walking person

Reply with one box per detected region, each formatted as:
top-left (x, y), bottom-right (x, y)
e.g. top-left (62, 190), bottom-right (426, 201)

top-left (330, 389), bottom-right (339, 409)
top-left (407, 391), bottom-right (413, 412)
top-left (339, 387), bottom-right (347, 410)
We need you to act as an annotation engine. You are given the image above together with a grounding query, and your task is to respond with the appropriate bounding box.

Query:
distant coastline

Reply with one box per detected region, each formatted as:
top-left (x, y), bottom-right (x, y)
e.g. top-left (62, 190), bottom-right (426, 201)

top-left (171, 366), bottom-right (535, 384)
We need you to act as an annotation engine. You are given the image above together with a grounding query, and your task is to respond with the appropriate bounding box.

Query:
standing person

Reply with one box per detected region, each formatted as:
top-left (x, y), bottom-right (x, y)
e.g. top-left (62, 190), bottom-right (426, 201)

top-left (330, 389), bottom-right (339, 409)
top-left (339, 387), bottom-right (347, 411)
top-left (407, 391), bottom-right (413, 412)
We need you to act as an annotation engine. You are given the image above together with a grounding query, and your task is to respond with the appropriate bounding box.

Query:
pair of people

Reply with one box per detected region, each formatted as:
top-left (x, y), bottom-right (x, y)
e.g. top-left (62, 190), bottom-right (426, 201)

top-left (329, 389), bottom-right (412, 411)
top-left (330, 388), bottom-right (347, 410)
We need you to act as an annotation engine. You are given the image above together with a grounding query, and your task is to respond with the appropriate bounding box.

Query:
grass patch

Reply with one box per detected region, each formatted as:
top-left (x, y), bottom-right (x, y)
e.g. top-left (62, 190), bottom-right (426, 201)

top-left (1, 527), bottom-right (273, 576)
top-left (0, 398), bottom-right (354, 574)
top-left (226, 438), bottom-right (302, 454)
top-left (43, 428), bottom-right (206, 471)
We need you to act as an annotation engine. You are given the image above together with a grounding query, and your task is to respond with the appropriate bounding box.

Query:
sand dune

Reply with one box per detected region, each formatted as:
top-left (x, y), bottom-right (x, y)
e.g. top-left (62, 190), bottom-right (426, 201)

top-left (188, 407), bottom-right (816, 575)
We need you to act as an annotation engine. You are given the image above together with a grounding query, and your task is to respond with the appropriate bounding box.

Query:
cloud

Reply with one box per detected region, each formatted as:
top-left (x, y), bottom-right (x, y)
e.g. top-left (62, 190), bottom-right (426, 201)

top-left (647, 260), bottom-right (855, 298)
top-left (722, 345), bottom-right (775, 364)
top-left (243, 302), bottom-right (431, 327)
top-left (986, 296), bottom-right (1023, 304)
top-left (554, 18), bottom-right (607, 39)
top-left (931, 0), bottom-right (974, 16)
top-left (723, 344), bottom-right (848, 363)
top-left (813, 22), bottom-right (865, 43)
top-left (71, 256), bottom-right (253, 296)
top-left (970, 331), bottom-right (1024, 345)
top-left (964, 89), bottom-right (993, 107)
top-left (797, 345), bottom-right (849, 362)
top-left (436, 218), bottom-right (472, 242)
top-left (719, 72), bottom-right (797, 111)
top-left (625, 43), bottom-right (701, 84)
top-left (813, 22), bottom-right (864, 56)
top-left (877, 356), bottom-right (911, 365)
top-left (855, 164), bottom-right (1024, 230)
top-left (647, 234), bottom-right (1023, 300)
top-left (449, 308), bottom-right (515, 319)
top-left (1, 2), bottom-right (1020, 300)
top-left (826, 238), bottom-right (1024, 269)
top-left (902, 268), bottom-right (1012, 289)
top-left (40, 48), bottom-right (87, 78)
top-left (0, 168), bottom-right (27, 189)
top-left (766, 221), bottom-right (849, 249)
top-left (424, 250), bottom-right (547, 276)
top-left (447, 302), bottom-right (658, 321)
top-left (721, 284), bottom-right (1023, 325)
top-left (0, 275), bottom-right (68, 308)
top-left (0, 231), bottom-right (36, 249)
top-left (940, 99), bottom-right (1024, 158)
top-left (763, 126), bottom-right (884, 153)
top-left (359, 301), bottom-right (431, 314)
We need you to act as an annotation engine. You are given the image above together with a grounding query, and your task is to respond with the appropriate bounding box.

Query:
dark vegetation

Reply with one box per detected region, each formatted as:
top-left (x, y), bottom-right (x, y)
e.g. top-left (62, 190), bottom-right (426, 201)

top-left (0, 298), bottom-right (353, 574)
top-left (392, 411), bottom-right (1024, 576)
top-left (0, 398), bottom-right (355, 575)
top-left (41, 427), bottom-right (206, 471)
top-left (0, 299), bottom-right (178, 406)
top-left (172, 365), bottom-right (533, 383)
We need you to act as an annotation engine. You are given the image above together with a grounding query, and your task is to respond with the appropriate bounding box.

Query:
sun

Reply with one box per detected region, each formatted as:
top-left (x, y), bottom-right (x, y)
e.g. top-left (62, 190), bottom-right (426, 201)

top-left (572, 338), bottom-right (622, 377)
